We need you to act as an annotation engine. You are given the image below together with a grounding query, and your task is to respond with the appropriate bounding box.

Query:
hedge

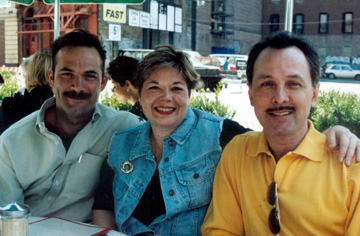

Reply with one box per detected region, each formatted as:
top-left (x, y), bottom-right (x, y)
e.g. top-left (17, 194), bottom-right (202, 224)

top-left (309, 90), bottom-right (360, 137)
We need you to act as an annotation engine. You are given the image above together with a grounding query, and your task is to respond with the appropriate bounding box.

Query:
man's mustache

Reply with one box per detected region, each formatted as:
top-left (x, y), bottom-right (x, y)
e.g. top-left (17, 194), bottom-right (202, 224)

top-left (266, 106), bottom-right (296, 113)
top-left (63, 91), bottom-right (91, 99)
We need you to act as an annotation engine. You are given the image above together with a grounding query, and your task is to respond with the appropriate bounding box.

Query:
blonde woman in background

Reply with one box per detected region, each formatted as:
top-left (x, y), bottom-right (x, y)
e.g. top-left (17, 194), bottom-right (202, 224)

top-left (0, 51), bottom-right (53, 134)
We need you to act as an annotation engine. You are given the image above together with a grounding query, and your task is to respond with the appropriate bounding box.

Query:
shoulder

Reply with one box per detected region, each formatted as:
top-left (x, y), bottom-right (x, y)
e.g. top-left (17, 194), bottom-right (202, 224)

top-left (112, 121), bottom-right (147, 140)
top-left (2, 95), bottom-right (27, 112)
top-left (225, 131), bottom-right (261, 150)
top-left (0, 111), bottom-right (38, 140)
top-left (220, 119), bottom-right (252, 149)
top-left (192, 108), bottom-right (224, 123)
top-left (28, 86), bottom-right (53, 99)
top-left (108, 123), bottom-right (150, 162)
top-left (96, 103), bottom-right (142, 127)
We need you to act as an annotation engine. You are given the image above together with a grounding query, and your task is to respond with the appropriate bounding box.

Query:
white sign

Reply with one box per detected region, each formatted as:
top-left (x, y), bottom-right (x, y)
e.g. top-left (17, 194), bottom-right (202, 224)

top-left (175, 7), bottom-right (182, 25)
top-left (159, 14), bottom-right (167, 31)
top-left (150, 1), bottom-right (158, 29)
top-left (129, 9), bottom-right (140, 27)
top-left (0, 0), bottom-right (11, 8)
top-left (167, 5), bottom-right (174, 32)
top-left (175, 7), bottom-right (182, 33)
top-left (175, 25), bottom-right (182, 33)
top-left (140, 11), bottom-right (150, 28)
top-left (109, 24), bottom-right (121, 41)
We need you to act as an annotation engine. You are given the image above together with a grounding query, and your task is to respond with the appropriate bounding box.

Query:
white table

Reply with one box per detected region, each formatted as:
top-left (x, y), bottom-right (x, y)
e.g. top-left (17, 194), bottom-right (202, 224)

top-left (29, 217), bottom-right (127, 236)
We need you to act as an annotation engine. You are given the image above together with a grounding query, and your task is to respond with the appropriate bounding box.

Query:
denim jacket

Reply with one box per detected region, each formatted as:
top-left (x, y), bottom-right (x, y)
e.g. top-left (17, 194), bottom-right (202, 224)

top-left (108, 108), bottom-right (225, 236)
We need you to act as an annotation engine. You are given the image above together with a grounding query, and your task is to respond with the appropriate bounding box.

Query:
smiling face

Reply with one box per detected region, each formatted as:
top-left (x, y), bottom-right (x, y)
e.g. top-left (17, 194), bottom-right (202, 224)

top-left (248, 47), bottom-right (319, 139)
top-left (49, 46), bottom-right (108, 120)
top-left (140, 66), bottom-right (190, 134)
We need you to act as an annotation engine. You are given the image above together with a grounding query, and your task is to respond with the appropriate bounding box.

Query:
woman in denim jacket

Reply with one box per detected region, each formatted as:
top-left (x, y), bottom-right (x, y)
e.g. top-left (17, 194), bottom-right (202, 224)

top-left (92, 45), bottom-right (360, 235)
top-left (92, 45), bottom-right (250, 235)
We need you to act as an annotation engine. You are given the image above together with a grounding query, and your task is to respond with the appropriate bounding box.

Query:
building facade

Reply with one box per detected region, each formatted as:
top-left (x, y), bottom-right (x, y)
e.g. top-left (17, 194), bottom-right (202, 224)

top-left (1, 0), bottom-right (264, 66)
top-left (1, 0), bottom-right (98, 66)
top-left (2, 0), bottom-right (359, 67)
top-left (0, 2), bottom-right (19, 66)
top-left (263, 0), bottom-right (360, 59)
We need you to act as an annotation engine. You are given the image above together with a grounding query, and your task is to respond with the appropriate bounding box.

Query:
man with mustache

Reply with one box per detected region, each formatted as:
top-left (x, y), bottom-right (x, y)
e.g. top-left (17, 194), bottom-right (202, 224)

top-left (0, 30), bottom-right (140, 222)
top-left (202, 31), bottom-right (360, 235)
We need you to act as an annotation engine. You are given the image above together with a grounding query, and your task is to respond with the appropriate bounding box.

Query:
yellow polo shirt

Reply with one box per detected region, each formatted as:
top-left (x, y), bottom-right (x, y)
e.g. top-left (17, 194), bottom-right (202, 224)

top-left (202, 121), bottom-right (360, 235)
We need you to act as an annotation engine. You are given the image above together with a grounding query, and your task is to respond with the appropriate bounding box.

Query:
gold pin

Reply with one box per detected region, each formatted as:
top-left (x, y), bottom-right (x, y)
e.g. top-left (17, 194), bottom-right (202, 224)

top-left (121, 161), bottom-right (134, 174)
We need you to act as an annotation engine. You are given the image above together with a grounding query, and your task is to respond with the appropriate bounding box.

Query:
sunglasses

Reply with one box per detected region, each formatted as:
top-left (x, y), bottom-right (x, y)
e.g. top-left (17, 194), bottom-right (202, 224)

top-left (267, 182), bottom-right (281, 235)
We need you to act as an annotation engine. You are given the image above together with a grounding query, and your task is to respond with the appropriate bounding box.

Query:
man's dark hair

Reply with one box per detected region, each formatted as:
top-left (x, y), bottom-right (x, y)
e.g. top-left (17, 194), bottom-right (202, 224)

top-left (107, 56), bottom-right (139, 88)
top-left (246, 31), bottom-right (320, 88)
top-left (51, 29), bottom-right (107, 77)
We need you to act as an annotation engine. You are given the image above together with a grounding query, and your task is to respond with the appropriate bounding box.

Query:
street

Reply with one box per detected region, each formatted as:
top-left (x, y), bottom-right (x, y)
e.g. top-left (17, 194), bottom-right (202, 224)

top-left (198, 78), bottom-right (360, 131)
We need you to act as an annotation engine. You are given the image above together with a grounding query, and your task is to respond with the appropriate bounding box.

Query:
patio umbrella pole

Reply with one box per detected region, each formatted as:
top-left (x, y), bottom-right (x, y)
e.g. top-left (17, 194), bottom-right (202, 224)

top-left (54, 0), bottom-right (60, 39)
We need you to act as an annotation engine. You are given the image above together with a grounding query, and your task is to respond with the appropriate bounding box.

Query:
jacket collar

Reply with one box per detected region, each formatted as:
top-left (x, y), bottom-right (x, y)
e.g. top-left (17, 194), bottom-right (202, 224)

top-left (128, 107), bottom-right (197, 161)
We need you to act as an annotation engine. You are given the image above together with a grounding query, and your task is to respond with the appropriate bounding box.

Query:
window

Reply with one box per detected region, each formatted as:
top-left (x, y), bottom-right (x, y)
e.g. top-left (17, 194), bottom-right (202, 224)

top-left (319, 13), bottom-right (329, 34)
top-left (270, 14), bottom-right (280, 33)
top-left (343, 12), bottom-right (353, 33)
top-left (202, 58), bottom-right (211, 65)
top-left (341, 66), bottom-right (351, 71)
top-left (293, 14), bottom-right (304, 34)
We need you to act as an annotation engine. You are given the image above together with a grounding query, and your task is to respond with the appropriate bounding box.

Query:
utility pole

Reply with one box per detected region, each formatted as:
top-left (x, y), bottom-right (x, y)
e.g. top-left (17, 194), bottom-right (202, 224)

top-left (284, 0), bottom-right (293, 32)
top-left (54, 0), bottom-right (60, 39)
top-left (191, 0), bottom-right (197, 50)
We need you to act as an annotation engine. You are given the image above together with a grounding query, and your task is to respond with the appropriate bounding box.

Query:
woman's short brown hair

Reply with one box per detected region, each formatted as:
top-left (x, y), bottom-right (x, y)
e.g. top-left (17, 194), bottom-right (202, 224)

top-left (136, 45), bottom-right (200, 95)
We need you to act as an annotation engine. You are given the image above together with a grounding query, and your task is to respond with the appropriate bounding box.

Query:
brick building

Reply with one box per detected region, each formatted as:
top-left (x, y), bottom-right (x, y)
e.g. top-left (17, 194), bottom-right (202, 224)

top-left (195, 0), bottom-right (262, 56)
top-left (263, 0), bottom-right (360, 58)
top-left (0, 0), bottom-right (98, 66)
top-left (2, 0), bottom-right (359, 66)
top-left (1, 0), bottom-right (263, 66)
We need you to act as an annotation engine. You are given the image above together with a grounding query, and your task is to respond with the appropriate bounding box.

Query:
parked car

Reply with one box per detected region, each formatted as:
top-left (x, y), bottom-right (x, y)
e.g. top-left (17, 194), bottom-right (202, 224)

top-left (118, 49), bottom-right (153, 62)
top-left (183, 50), bottom-right (203, 58)
top-left (208, 54), bottom-right (248, 71)
top-left (325, 64), bottom-right (360, 80)
top-left (197, 57), bottom-right (224, 70)
top-left (184, 53), bottom-right (224, 91)
top-left (118, 49), bottom-right (223, 92)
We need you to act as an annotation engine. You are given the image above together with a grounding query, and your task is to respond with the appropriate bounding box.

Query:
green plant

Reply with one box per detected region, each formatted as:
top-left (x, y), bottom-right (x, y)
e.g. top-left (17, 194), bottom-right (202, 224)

top-left (309, 90), bottom-right (360, 137)
top-left (100, 91), bottom-right (132, 111)
top-left (0, 70), bottom-right (19, 101)
top-left (190, 81), bottom-right (236, 119)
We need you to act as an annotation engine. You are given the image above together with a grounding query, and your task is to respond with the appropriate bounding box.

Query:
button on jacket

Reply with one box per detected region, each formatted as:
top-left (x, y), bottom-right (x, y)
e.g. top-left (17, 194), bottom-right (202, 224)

top-left (108, 108), bottom-right (225, 236)
top-left (0, 97), bottom-right (141, 222)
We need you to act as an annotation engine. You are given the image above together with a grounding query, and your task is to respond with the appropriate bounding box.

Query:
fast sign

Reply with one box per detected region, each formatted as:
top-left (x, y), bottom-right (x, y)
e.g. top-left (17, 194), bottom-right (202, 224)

top-left (103, 4), bottom-right (126, 24)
